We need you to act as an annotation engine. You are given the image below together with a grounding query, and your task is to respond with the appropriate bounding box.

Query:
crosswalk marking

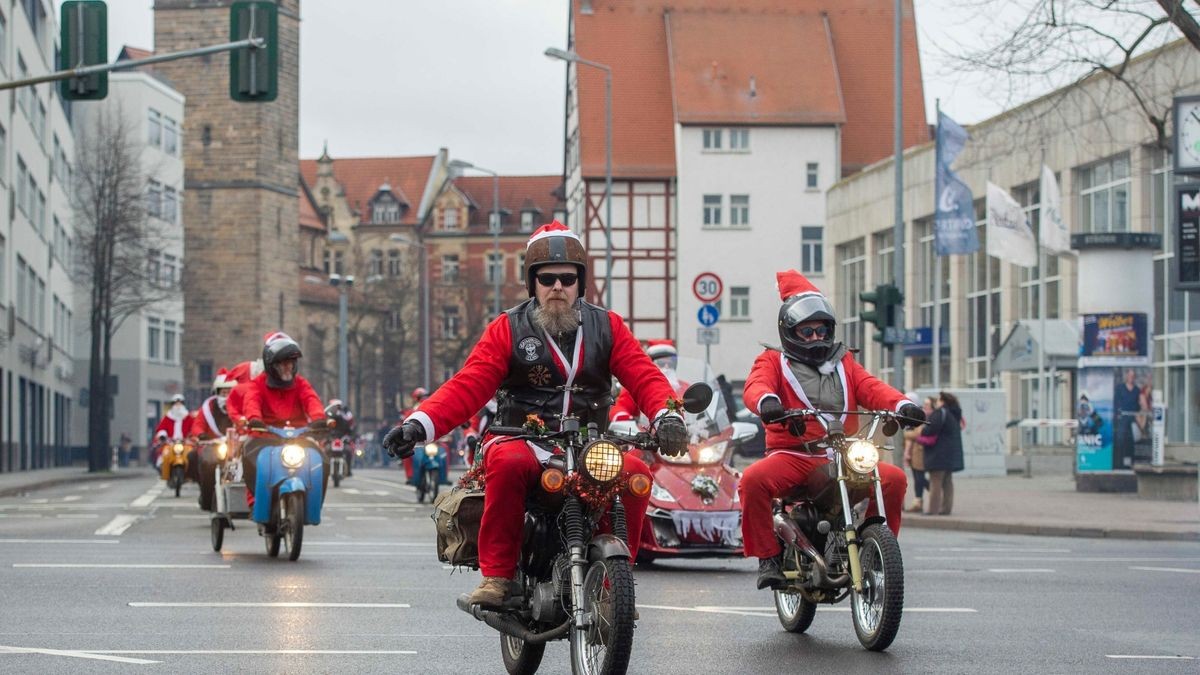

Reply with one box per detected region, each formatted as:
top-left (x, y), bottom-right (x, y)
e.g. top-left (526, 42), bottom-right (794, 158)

top-left (95, 514), bottom-right (140, 536)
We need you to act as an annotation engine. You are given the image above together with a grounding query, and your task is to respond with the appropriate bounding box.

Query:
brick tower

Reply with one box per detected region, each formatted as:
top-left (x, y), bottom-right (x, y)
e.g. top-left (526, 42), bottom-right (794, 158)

top-left (153, 0), bottom-right (301, 396)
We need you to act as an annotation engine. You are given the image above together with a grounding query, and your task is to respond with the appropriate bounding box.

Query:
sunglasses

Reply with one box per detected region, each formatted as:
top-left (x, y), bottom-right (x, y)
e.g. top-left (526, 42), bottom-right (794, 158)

top-left (795, 325), bottom-right (830, 339)
top-left (536, 272), bottom-right (579, 288)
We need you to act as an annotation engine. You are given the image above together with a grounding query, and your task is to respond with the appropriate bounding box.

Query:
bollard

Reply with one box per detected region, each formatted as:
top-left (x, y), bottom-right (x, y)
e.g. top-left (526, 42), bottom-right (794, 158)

top-left (110, 445), bottom-right (119, 472)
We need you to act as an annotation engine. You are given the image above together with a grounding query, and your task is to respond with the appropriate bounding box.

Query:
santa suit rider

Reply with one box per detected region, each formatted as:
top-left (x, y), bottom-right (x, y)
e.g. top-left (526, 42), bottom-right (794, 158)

top-left (152, 394), bottom-right (189, 467)
top-left (383, 221), bottom-right (690, 609)
top-left (398, 388), bottom-right (428, 479)
top-left (738, 270), bottom-right (925, 590)
top-left (611, 339), bottom-right (682, 425)
top-left (186, 370), bottom-right (238, 509)
top-left (224, 359), bottom-right (264, 425)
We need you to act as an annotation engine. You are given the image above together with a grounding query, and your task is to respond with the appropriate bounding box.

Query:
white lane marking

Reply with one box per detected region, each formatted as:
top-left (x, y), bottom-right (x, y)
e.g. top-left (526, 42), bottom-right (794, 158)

top-left (55, 514), bottom-right (100, 519)
top-left (921, 547), bottom-right (1071, 553)
top-left (129, 491), bottom-right (160, 508)
top-left (306, 541), bottom-right (425, 547)
top-left (61, 495), bottom-right (82, 502)
top-left (171, 515), bottom-right (211, 520)
top-left (1129, 566), bottom-right (1200, 575)
top-left (344, 516), bottom-right (388, 521)
top-left (306, 552), bottom-right (429, 557)
top-left (986, 569), bottom-right (1056, 574)
top-left (325, 504), bottom-right (418, 509)
top-left (128, 602), bottom-right (410, 608)
top-left (28, 498), bottom-right (49, 504)
top-left (354, 476), bottom-right (412, 489)
top-left (14, 564), bottom-right (230, 569)
top-left (915, 556), bottom-right (1199, 563)
top-left (339, 488), bottom-right (390, 496)
top-left (640, 604), bottom-right (977, 617)
top-left (0, 645), bottom-right (158, 665)
top-left (0, 514), bottom-right (43, 519)
top-left (95, 514), bottom-right (140, 536)
top-left (1106, 655), bottom-right (1195, 660)
top-left (0, 538), bottom-right (119, 544)
top-left (89, 650), bottom-right (416, 656)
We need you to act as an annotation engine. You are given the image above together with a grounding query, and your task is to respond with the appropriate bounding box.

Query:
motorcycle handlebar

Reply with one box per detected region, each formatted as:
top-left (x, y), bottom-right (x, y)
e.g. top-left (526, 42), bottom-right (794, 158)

top-left (772, 408), bottom-right (924, 428)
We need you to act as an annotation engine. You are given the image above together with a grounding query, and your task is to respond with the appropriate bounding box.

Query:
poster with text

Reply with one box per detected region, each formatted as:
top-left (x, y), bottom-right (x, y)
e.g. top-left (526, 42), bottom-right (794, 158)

top-left (1076, 367), bottom-right (1114, 472)
top-left (1081, 313), bottom-right (1148, 359)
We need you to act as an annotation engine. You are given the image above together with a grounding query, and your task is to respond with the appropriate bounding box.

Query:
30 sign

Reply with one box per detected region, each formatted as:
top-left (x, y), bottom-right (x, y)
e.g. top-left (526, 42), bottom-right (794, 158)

top-left (692, 272), bottom-right (723, 303)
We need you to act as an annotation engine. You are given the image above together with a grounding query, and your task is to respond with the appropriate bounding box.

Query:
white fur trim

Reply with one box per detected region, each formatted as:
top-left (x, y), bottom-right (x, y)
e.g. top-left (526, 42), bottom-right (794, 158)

top-left (652, 409), bottom-right (682, 422)
top-left (406, 410), bottom-right (436, 442)
top-left (835, 361), bottom-right (849, 422)
top-left (526, 227), bottom-right (582, 248)
top-left (201, 397), bottom-right (222, 437)
top-left (755, 394), bottom-right (780, 414)
top-left (818, 360), bottom-right (837, 375)
top-left (894, 398), bottom-right (918, 412)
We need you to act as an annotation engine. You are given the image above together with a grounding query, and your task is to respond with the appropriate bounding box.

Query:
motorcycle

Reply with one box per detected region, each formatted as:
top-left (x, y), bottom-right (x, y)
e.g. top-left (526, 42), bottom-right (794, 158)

top-left (414, 438), bottom-right (449, 503)
top-left (210, 423), bottom-right (326, 561)
top-left (329, 436), bottom-right (351, 488)
top-left (766, 407), bottom-right (914, 652)
top-left (159, 438), bottom-right (191, 497)
top-left (457, 383), bottom-right (712, 675)
top-left (195, 437), bottom-right (232, 511)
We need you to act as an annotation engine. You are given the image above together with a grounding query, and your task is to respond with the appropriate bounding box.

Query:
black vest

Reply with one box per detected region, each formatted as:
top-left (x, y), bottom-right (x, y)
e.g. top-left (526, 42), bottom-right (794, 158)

top-left (496, 299), bottom-right (615, 429)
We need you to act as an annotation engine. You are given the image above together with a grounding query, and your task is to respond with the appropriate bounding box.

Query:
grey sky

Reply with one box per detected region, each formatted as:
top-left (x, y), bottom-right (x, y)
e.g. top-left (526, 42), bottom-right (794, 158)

top-left (96, 0), bottom-right (1177, 173)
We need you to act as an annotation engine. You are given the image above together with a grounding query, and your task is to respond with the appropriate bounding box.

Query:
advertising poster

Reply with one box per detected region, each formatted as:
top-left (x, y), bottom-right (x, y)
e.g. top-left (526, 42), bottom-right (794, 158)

top-left (1111, 366), bottom-right (1154, 470)
top-left (1081, 313), bottom-right (1147, 359)
top-left (1075, 367), bottom-right (1113, 472)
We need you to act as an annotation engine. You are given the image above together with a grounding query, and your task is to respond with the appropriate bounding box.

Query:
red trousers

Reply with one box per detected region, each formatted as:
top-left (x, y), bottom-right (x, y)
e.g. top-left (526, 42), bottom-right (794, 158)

top-left (479, 438), bottom-right (652, 579)
top-left (738, 451), bottom-right (908, 559)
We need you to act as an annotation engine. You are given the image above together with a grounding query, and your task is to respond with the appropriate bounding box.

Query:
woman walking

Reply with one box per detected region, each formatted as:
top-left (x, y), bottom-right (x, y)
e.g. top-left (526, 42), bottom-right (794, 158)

top-left (902, 396), bottom-right (935, 512)
top-left (922, 392), bottom-right (965, 515)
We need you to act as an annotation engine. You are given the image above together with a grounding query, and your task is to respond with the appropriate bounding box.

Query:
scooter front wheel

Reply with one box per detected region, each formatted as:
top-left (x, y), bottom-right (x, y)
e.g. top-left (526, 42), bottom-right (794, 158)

top-left (283, 492), bottom-right (305, 561)
top-left (211, 517), bottom-right (225, 552)
top-left (171, 466), bottom-right (183, 497)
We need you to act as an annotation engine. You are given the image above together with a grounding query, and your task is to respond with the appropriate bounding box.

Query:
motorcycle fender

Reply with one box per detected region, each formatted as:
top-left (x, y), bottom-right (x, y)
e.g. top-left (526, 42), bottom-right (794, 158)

top-left (277, 476), bottom-right (307, 497)
top-left (856, 515), bottom-right (887, 535)
top-left (587, 534), bottom-right (631, 562)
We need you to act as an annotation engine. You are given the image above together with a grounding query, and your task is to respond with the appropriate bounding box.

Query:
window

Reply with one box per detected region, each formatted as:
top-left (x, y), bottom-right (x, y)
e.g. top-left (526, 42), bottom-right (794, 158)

top-left (489, 210), bottom-right (504, 232)
top-left (373, 197), bottom-right (400, 224)
top-left (1014, 182), bottom-right (1061, 320)
top-left (801, 226), bottom-right (823, 275)
top-left (387, 249), bottom-right (402, 277)
top-left (443, 207), bottom-right (459, 230)
top-left (16, 54), bottom-right (27, 118)
top-left (967, 214), bottom-right (1002, 386)
top-left (702, 128), bottom-right (723, 150)
top-left (1077, 155), bottom-right (1130, 233)
top-left (162, 254), bottom-right (177, 286)
top-left (516, 252), bottom-right (526, 283)
top-left (36, 190), bottom-right (45, 233)
top-left (147, 317), bottom-right (161, 360)
top-left (443, 306), bottom-right (460, 338)
top-left (16, 156), bottom-right (27, 215)
top-left (730, 195), bottom-right (750, 226)
top-left (0, 13), bottom-right (7, 74)
top-left (163, 116), bottom-right (178, 155)
top-left (163, 321), bottom-right (178, 363)
top-left (702, 194), bottom-right (722, 226)
top-left (163, 186), bottom-right (178, 224)
top-left (807, 163), bottom-right (819, 189)
top-left (148, 109), bottom-right (161, 148)
top-left (554, 209), bottom-right (567, 224)
top-left (387, 309), bottom-right (402, 331)
top-left (369, 250), bottom-right (384, 277)
top-left (486, 253), bottom-right (503, 284)
top-left (21, 0), bottom-right (43, 44)
top-left (730, 286), bottom-right (750, 319)
top-left (837, 239), bottom-right (867, 349)
top-left (33, 100), bottom-right (45, 143)
top-left (0, 124), bottom-right (6, 181)
top-left (146, 180), bottom-right (162, 219)
top-left (147, 249), bottom-right (161, 281)
top-left (520, 211), bottom-right (535, 232)
top-left (729, 128), bottom-right (749, 151)
top-left (0, 236), bottom-right (5, 306)
top-left (323, 248), bottom-right (344, 275)
top-left (441, 254), bottom-right (459, 282)
top-left (16, 256), bottom-right (26, 322)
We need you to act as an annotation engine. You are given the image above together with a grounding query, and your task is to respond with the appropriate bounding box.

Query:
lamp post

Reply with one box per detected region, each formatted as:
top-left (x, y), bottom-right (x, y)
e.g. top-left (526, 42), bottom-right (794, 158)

top-left (328, 273), bottom-right (354, 404)
top-left (544, 46), bottom-right (612, 307)
top-left (390, 233), bottom-right (431, 390)
top-left (448, 159), bottom-right (502, 315)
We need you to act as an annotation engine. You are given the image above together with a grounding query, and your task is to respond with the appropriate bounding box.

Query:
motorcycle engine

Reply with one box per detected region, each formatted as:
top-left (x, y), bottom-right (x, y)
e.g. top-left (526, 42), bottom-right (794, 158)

top-left (530, 567), bottom-right (569, 624)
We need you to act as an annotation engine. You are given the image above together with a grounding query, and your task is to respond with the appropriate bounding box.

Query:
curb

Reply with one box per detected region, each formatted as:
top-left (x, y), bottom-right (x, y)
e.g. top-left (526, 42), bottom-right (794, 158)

top-left (0, 470), bottom-right (146, 498)
top-left (904, 515), bottom-right (1200, 542)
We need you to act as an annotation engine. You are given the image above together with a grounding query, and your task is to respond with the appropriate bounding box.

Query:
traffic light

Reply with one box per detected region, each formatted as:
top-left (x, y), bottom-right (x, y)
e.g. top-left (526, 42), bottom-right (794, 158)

top-left (229, 1), bottom-right (278, 102)
top-left (860, 283), bottom-right (903, 344)
top-left (60, 1), bottom-right (108, 101)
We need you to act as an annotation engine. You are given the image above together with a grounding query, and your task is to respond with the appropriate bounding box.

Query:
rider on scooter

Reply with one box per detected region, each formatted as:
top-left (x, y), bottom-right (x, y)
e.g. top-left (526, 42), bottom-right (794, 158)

top-left (738, 270), bottom-right (925, 590)
top-left (382, 221), bottom-right (689, 609)
top-left (151, 394), bottom-right (189, 468)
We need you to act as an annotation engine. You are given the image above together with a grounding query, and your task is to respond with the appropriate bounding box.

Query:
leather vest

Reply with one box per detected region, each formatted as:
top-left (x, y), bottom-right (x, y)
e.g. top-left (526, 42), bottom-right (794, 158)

top-left (496, 299), bottom-right (615, 430)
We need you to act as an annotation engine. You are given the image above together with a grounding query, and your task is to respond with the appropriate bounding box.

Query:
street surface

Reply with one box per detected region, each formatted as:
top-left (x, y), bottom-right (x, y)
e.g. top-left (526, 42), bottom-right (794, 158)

top-left (0, 468), bottom-right (1196, 673)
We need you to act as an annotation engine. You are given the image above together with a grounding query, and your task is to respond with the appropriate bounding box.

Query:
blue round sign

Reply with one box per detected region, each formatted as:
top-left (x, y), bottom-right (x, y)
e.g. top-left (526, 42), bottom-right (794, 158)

top-left (697, 304), bottom-right (720, 327)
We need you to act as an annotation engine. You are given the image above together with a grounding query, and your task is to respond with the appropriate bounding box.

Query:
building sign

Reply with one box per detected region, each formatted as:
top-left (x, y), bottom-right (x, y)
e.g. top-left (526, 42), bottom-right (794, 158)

top-left (1080, 313), bottom-right (1147, 359)
top-left (1176, 184), bottom-right (1200, 290)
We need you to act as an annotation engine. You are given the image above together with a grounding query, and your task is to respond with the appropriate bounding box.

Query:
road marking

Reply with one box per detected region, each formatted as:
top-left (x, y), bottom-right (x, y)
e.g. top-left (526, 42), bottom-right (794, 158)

top-left (61, 495), bottom-right (82, 502)
top-left (307, 541), bottom-right (425, 547)
top-left (0, 645), bottom-right (158, 665)
top-left (171, 515), bottom-right (210, 520)
top-left (129, 487), bottom-right (163, 508)
top-left (344, 516), bottom-right (388, 521)
top-left (88, 649), bottom-right (416, 656)
top-left (639, 604), bottom-right (977, 617)
top-left (354, 476), bottom-right (412, 490)
top-left (28, 498), bottom-right (49, 504)
top-left (306, 552), bottom-right (429, 557)
top-left (0, 514), bottom-right (43, 519)
top-left (915, 556), bottom-right (1198, 563)
top-left (986, 568), bottom-right (1056, 573)
top-left (0, 538), bottom-right (119, 544)
top-left (95, 514), bottom-right (140, 536)
top-left (14, 563), bottom-right (230, 569)
top-left (1129, 566), bottom-right (1200, 575)
top-left (1106, 655), bottom-right (1195, 660)
top-left (55, 514), bottom-right (100, 519)
top-left (128, 602), bottom-right (410, 608)
top-left (922, 547), bottom-right (1071, 553)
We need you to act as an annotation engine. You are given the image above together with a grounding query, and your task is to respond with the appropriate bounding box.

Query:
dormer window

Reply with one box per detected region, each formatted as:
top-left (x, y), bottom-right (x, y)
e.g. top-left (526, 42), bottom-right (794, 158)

top-left (444, 207), bottom-right (460, 230)
top-left (370, 183), bottom-right (404, 224)
top-left (520, 211), bottom-right (535, 232)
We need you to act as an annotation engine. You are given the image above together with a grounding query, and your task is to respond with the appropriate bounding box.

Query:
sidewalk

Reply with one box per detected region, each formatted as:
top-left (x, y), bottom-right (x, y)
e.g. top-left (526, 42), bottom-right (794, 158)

top-left (0, 465), bottom-right (145, 498)
top-left (903, 474), bottom-right (1200, 542)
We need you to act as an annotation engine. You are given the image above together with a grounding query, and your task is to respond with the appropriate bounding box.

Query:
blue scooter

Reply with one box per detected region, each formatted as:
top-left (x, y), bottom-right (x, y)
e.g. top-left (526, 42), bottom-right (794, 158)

top-left (411, 438), bottom-right (449, 503)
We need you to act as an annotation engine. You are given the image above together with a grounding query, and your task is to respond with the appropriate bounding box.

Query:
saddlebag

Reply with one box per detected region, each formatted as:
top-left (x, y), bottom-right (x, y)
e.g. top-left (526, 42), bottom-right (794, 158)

top-left (432, 486), bottom-right (485, 568)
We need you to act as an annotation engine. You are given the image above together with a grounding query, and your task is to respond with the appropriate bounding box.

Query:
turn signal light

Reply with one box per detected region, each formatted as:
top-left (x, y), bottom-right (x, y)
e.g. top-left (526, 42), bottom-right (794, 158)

top-left (628, 473), bottom-right (652, 498)
top-left (540, 468), bottom-right (566, 493)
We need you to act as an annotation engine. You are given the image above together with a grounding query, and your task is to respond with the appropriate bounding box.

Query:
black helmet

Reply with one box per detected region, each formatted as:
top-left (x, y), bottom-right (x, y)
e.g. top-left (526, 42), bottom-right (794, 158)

top-left (262, 331), bottom-right (302, 388)
top-left (778, 293), bottom-right (837, 366)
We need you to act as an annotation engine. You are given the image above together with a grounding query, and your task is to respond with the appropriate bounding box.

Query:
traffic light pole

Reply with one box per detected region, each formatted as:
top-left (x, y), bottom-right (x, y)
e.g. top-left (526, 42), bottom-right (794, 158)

top-left (0, 37), bottom-right (264, 93)
top-left (891, 0), bottom-right (906, 392)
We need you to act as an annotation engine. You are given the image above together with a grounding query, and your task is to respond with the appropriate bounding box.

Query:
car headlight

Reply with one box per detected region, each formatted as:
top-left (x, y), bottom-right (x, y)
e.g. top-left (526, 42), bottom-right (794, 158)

top-left (845, 440), bottom-right (880, 474)
top-left (281, 444), bottom-right (306, 469)
top-left (173, 443), bottom-right (184, 455)
top-left (695, 441), bottom-right (727, 464)
top-left (424, 443), bottom-right (439, 458)
top-left (216, 442), bottom-right (228, 460)
top-left (581, 440), bottom-right (623, 483)
top-left (650, 482), bottom-right (676, 503)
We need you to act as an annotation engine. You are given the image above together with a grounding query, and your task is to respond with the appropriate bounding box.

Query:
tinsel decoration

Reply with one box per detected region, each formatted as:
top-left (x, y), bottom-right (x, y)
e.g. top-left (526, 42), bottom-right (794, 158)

top-left (564, 472), bottom-right (629, 511)
top-left (691, 474), bottom-right (720, 503)
top-left (664, 397), bottom-right (685, 415)
top-left (457, 463), bottom-right (486, 490)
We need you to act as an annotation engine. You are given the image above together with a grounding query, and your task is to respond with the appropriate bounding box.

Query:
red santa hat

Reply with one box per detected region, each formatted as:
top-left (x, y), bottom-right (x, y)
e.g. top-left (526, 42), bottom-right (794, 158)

top-left (525, 220), bottom-right (582, 248)
top-left (645, 339), bottom-right (677, 360)
top-left (776, 269), bottom-right (825, 302)
top-left (264, 331), bottom-right (293, 346)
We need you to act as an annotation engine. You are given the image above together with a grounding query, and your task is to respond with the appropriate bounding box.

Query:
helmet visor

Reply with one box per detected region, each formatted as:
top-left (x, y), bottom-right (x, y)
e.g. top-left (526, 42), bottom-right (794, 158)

top-left (780, 294), bottom-right (836, 328)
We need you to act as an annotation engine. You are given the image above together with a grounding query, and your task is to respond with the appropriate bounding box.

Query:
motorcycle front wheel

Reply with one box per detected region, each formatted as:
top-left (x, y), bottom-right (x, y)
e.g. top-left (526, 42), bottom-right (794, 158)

top-left (774, 589), bottom-right (817, 633)
top-left (170, 466), bottom-right (183, 497)
top-left (850, 523), bottom-right (904, 651)
top-left (210, 517), bottom-right (224, 551)
top-left (332, 460), bottom-right (341, 488)
top-left (569, 558), bottom-right (635, 675)
top-left (429, 470), bottom-right (440, 501)
top-left (283, 492), bottom-right (305, 561)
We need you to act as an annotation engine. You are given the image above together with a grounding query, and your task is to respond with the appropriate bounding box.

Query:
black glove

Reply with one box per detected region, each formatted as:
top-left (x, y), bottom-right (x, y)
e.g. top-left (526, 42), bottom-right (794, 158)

top-left (898, 404), bottom-right (926, 429)
top-left (383, 422), bottom-right (425, 459)
top-left (246, 418), bottom-right (267, 432)
top-left (758, 397), bottom-right (786, 424)
top-left (655, 416), bottom-right (688, 457)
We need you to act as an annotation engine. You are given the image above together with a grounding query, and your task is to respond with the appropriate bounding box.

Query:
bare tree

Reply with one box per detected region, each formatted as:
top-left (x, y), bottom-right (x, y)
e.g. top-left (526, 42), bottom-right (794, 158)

top-left (73, 106), bottom-right (177, 472)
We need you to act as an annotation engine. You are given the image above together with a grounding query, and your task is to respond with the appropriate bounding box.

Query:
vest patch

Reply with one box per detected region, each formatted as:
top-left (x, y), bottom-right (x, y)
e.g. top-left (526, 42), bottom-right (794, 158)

top-left (528, 365), bottom-right (552, 386)
top-left (517, 336), bottom-right (544, 362)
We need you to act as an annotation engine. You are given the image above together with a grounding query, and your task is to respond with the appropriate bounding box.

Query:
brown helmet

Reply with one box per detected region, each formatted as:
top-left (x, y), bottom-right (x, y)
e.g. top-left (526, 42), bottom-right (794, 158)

top-left (523, 221), bottom-right (587, 296)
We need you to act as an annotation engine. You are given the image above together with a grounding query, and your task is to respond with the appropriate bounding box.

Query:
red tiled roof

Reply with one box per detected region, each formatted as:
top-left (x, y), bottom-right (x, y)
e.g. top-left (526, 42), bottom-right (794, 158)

top-left (572, 0), bottom-right (927, 177)
top-left (117, 46), bottom-right (153, 61)
top-left (666, 11), bottom-right (844, 126)
top-left (299, 181), bottom-right (325, 231)
top-left (451, 175), bottom-right (564, 231)
top-left (299, 155), bottom-right (437, 225)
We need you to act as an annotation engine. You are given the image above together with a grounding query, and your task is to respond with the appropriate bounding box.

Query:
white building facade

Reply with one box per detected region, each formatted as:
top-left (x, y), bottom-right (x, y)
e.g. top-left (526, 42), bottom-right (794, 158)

top-left (70, 69), bottom-right (185, 457)
top-left (0, 0), bottom-right (78, 472)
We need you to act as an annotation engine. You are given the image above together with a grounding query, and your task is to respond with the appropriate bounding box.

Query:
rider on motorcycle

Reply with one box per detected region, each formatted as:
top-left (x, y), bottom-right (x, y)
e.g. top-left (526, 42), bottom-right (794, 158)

top-left (738, 270), bottom-right (925, 590)
top-left (325, 399), bottom-right (357, 475)
top-left (382, 221), bottom-right (689, 608)
top-left (240, 332), bottom-right (332, 503)
top-left (611, 339), bottom-right (682, 425)
top-left (151, 394), bottom-right (189, 467)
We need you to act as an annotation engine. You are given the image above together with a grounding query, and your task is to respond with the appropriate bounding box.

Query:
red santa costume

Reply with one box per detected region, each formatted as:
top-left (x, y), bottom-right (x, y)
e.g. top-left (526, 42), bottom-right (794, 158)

top-left (611, 339), bottom-right (681, 425)
top-left (737, 271), bottom-right (913, 560)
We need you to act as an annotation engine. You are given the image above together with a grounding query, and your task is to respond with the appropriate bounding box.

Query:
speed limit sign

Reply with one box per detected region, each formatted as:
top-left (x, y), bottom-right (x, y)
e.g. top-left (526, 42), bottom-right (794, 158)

top-left (693, 272), bottom-right (723, 303)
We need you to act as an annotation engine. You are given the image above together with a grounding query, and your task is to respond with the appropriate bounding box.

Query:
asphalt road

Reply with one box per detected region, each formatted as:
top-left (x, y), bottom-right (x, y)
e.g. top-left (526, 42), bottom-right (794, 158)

top-left (0, 468), bottom-right (1197, 674)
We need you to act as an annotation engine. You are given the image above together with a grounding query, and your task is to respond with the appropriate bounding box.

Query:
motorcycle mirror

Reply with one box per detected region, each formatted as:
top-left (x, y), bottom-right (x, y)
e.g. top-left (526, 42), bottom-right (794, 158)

top-left (881, 418), bottom-right (900, 437)
top-left (681, 382), bottom-right (713, 414)
top-left (466, 436), bottom-right (479, 451)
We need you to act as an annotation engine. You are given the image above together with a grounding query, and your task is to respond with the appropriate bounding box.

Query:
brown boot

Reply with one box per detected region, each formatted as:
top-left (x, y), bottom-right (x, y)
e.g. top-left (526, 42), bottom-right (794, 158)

top-left (468, 576), bottom-right (510, 608)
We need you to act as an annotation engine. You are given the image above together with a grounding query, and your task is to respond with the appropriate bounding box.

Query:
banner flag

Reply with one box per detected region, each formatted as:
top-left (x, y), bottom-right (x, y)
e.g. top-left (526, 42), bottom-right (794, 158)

top-left (934, 112), bottom-right (980, 256)
top-left (986, 181), bottom-right (1037, 268)
top-left (1039, 165), bottom-right (1070, 254)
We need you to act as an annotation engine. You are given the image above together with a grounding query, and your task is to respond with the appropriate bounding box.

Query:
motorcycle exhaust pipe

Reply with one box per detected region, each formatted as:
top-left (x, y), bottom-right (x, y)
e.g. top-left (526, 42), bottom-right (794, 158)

top-left (773, 514), bottom-right (849, 589)
top-left (455, 594), bottom-right (571, 645)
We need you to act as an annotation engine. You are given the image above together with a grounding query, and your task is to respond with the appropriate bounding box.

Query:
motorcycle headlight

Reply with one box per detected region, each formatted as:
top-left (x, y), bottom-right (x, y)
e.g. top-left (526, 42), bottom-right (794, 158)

top-left (424, 443), bottom-right (439, 458)
top-left (216, 442), bottom-right (228, 460)
top-left (695, 441), bottom-right (727, 464)
top-left (281, 444), bottom-right (306, 469)
top-left (581, 440), bottom-right (623, 483)
top-left (845, 440), bottom-right (880, 474)
top-left (650, 482), bottom-right (676, 503)
top-left (173, 443), bottom-right (184, 455)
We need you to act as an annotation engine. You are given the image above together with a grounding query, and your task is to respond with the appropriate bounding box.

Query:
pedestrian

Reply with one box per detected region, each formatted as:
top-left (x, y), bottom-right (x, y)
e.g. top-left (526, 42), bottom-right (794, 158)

top-left (921, 391), bottom-right (965, 515)
top-left (118, 433), bottom-right (132, 468)
top-left (902, 395), bottom-right (934, 513)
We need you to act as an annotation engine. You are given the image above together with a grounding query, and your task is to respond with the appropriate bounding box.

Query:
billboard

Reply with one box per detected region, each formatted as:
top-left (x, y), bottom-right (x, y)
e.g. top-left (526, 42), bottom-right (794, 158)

top-left (1080, 313), bottom-right (1148, 364)
top-left (1076, 366), bottom-right (1154, 471)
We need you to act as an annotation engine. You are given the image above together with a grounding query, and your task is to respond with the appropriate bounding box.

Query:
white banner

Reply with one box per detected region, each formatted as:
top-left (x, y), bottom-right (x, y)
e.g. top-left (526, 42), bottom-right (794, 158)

top-left (986, 181), bottom-right (1037, 268)
top-left (1039, 165), bottom-right (1070, 254)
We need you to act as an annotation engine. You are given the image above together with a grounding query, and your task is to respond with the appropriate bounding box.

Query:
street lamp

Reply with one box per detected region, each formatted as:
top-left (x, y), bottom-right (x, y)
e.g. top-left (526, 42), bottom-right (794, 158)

top-left (390, 233), bottom-right (431, 391)
top-left (328, 273), bottom-right (354, 405)
top-left (448, 159), bottom-right (502, 316)
top-left (544, 46), bottom-right (612, 307)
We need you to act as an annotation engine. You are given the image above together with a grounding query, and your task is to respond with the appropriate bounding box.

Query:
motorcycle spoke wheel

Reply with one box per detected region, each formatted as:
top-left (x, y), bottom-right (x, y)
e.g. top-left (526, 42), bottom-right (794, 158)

top-left (850, 524), bottom-right (904, 651)
top-left (500, 633), bottom-right (546, 674)
top-left (774, 590), bottom-right (817, 634)
top-left (570, 559), bottom-right (635, 675)
top-left (210, 518), bottom-right (224, 552)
